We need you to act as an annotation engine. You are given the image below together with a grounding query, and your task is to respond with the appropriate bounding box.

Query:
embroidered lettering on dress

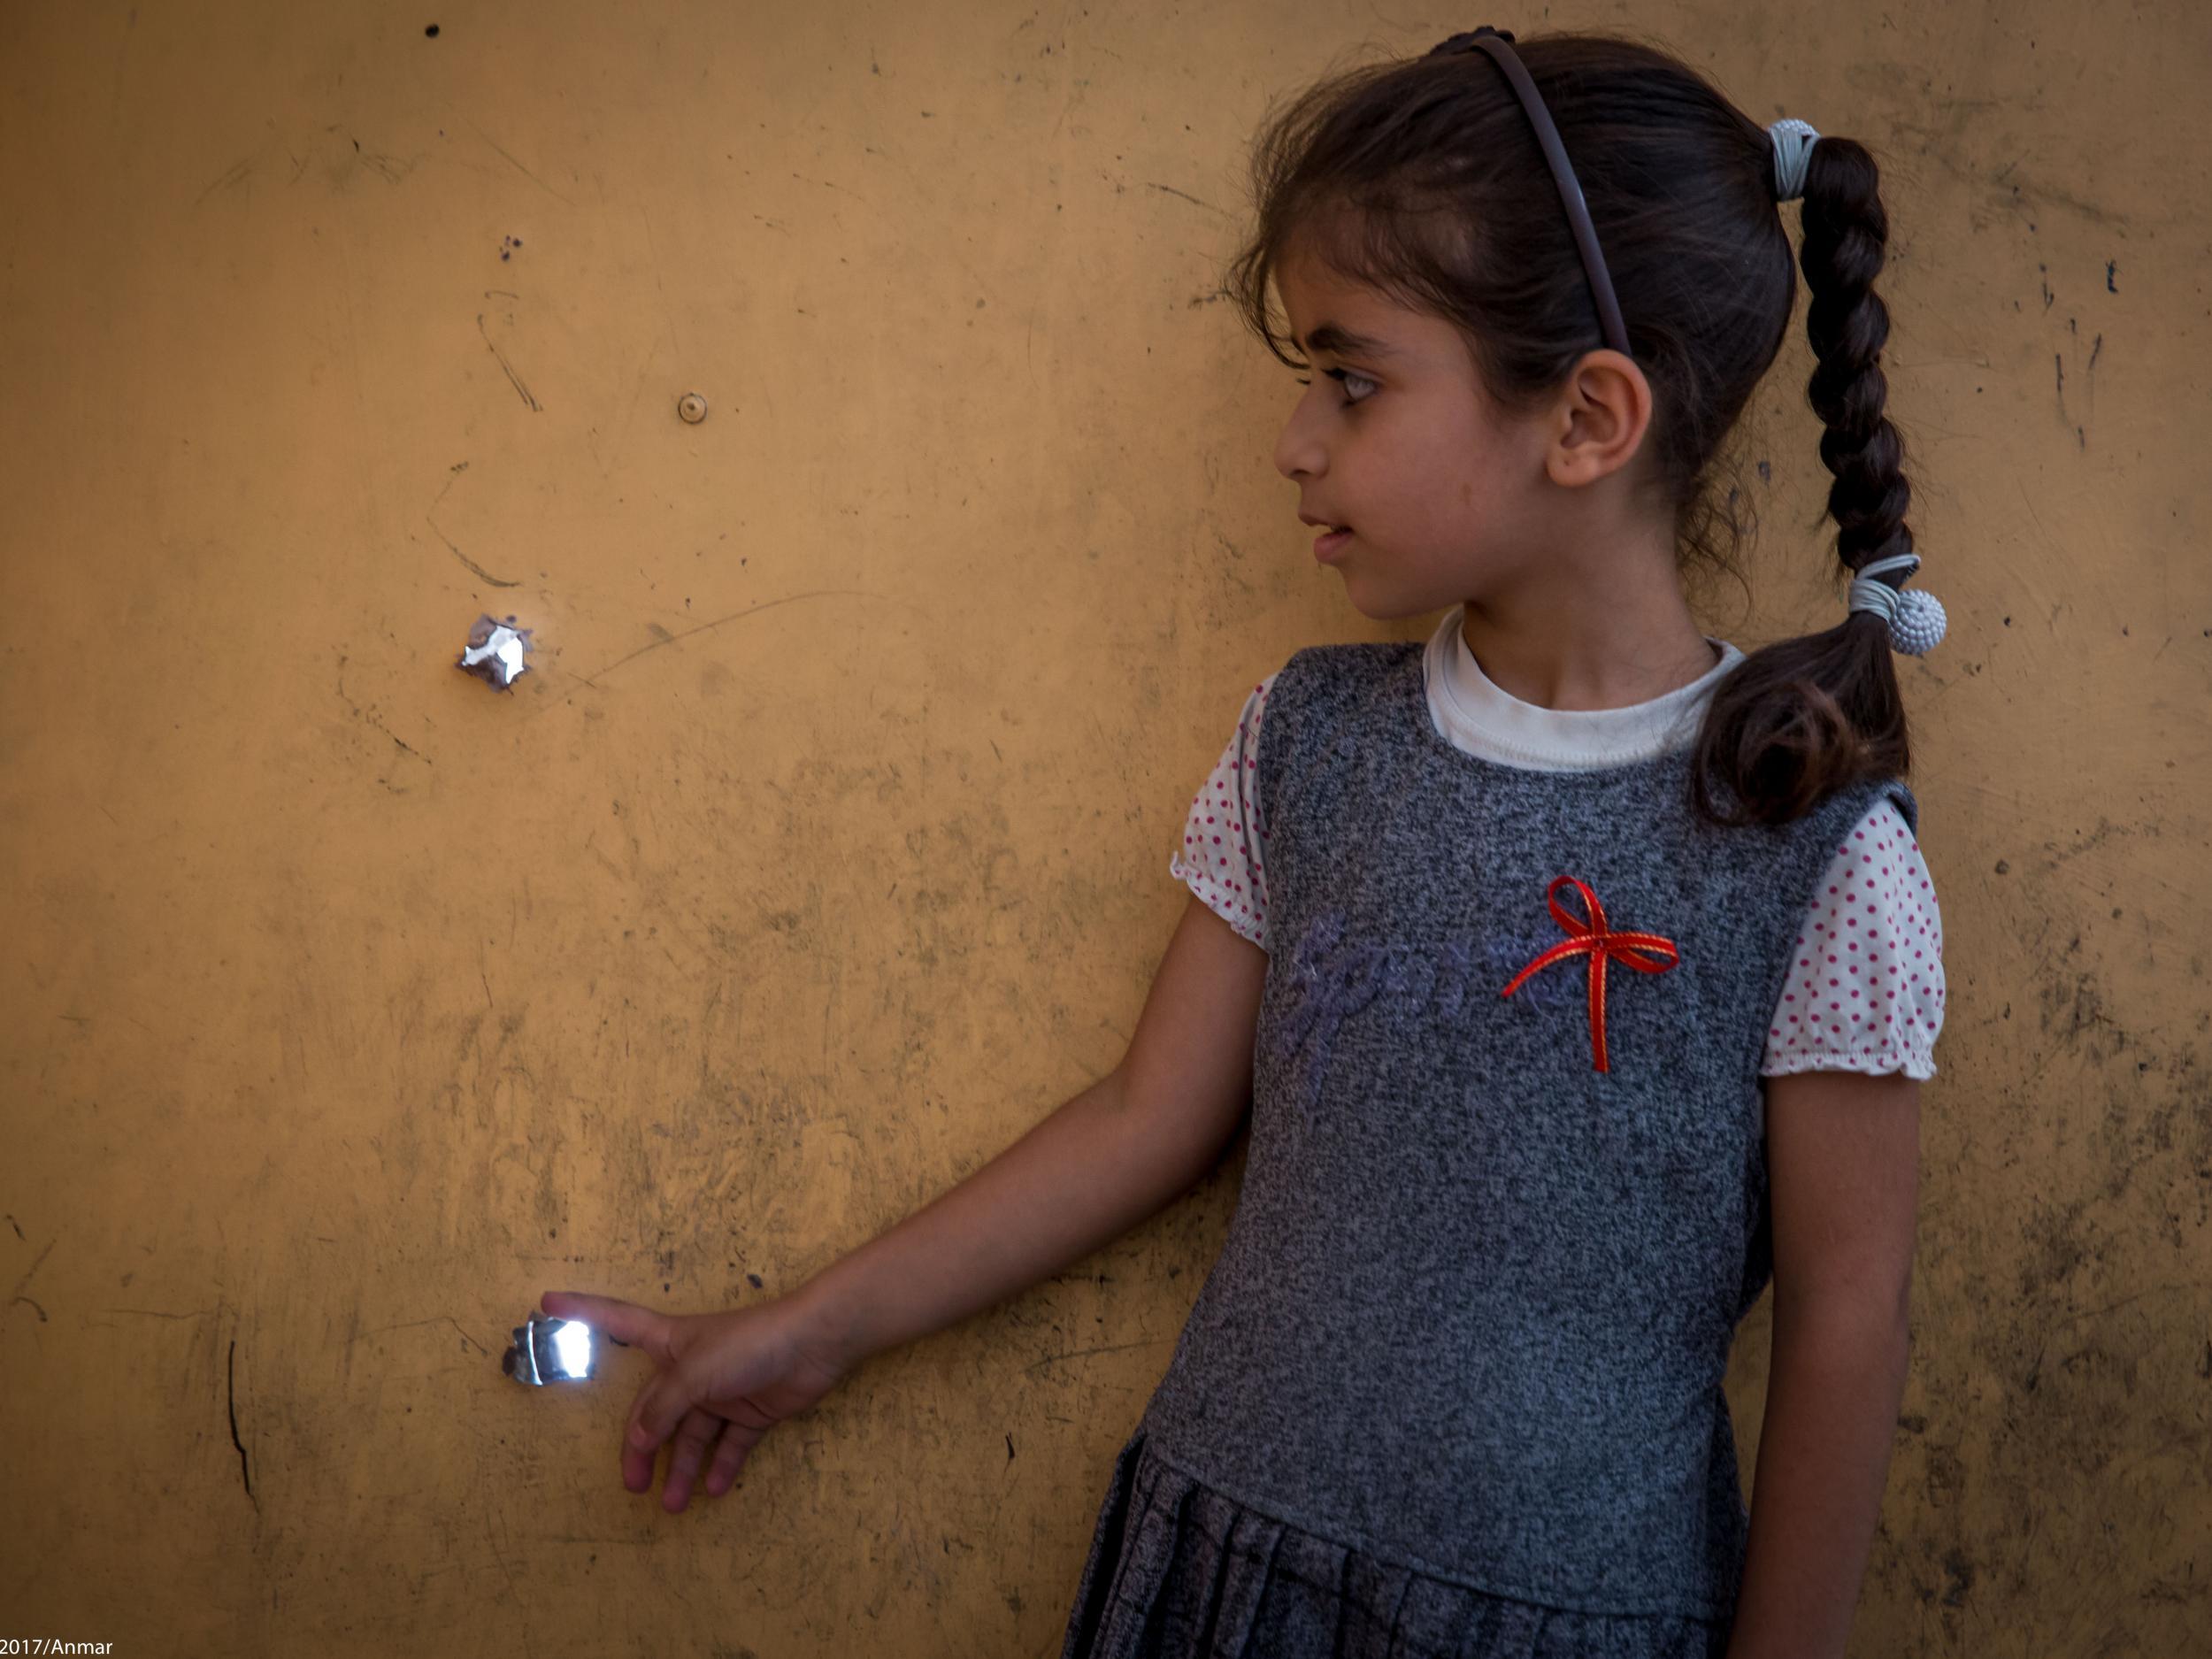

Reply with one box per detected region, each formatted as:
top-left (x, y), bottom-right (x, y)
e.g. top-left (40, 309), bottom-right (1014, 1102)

top-left (1271, 886), bottom-right (1682, 1109)
top-left (1272, 917), bottom-right (1493, 1115)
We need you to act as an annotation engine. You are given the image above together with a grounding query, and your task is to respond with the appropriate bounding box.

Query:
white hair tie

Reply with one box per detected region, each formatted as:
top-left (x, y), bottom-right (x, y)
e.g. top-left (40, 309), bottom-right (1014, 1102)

top-left (1769, 117), bottom-right (1820, 201)
top-left (1848, 554), bottom-right (1947, 656)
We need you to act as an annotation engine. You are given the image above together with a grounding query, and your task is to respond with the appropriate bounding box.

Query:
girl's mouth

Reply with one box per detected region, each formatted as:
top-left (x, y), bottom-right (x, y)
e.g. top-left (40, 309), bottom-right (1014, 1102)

top-left (1314, 526), bottom-right (1353, 562)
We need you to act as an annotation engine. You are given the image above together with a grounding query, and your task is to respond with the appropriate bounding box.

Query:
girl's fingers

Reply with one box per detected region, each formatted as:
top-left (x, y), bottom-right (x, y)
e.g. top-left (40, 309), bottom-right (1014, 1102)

top-left (623, 1354), bottom-right (703, 1485)
top-left (660, 1408), bottom-right (722, 1512)
top-left (620, 1379), bottom-right (662, 1494)
top-left (628, 1350), bottom-right (716, 1457)
top-left (703, 1419), bottom-right (763, 1497)
top-left (620, 1364), bottom-right (686, 1494)
top-left (539, 1290), bottom-right (674, 1362)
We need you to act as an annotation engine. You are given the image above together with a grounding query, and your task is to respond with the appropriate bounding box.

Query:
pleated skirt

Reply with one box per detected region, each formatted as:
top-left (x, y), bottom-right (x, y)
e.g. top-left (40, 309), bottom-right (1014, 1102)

top-left (1059, 1431), bottom-right (1731, 1659)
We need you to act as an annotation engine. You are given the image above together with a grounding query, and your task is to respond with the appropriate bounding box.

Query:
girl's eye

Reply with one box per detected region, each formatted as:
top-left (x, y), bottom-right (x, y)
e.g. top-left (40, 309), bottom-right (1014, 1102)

top-left (1294, 366), bottom-right (1379, 404)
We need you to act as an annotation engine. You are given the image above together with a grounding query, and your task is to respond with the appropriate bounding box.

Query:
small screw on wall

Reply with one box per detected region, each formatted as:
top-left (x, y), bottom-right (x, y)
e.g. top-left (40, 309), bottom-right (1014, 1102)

top-left (676, 393), bottom-right (708, 424)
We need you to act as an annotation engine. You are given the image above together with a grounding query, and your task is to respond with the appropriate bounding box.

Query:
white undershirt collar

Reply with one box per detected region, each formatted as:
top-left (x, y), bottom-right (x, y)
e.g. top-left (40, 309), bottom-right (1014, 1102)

top-left (1423, 603), bottom-right (1747, 772)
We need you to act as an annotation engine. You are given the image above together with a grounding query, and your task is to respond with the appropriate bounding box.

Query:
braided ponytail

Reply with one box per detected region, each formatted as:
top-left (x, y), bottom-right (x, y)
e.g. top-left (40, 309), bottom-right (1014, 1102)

top-left (1690, 134), bottom-right (1915, 827)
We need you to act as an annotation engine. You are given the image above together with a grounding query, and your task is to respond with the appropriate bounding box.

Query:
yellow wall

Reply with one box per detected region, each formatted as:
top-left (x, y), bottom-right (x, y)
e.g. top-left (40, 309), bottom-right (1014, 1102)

top-left (3, 2), bottom-right (2205, 1652)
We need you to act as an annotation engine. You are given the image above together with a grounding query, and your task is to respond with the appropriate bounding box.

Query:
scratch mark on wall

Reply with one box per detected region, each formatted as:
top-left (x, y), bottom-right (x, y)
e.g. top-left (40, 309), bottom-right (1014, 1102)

top-left (10, 1237), bottom-right (55, 1301)
top-left (97, 1306), bottom-right (216, 1320)
top-left (227, 1339), bottom-right (256, 1511)
top-left (336, 658), bottom-right (434, 765)
top-left (1996, 167), bottom-right (2127, 230)
top-left (476, 314), bottom-right (543, 411)
top-left (1144, 180), bottom-right (1229, 217)
top-left (193, 156), bottom-right (253, 208)
top-left (9, 1295), bottom-right (47, 1322)
top-left (433, 458), bottom-right (470, 511)
top-left (2054, 352), bottom-right (2083, 449)
top-left (357, 1313), bottom-right (492, 1356)
top-left (349, 135), bottom-right (415, 187)
top-left (572, 588), bottom-right (878, 688)
top-left (486, 1502), bottom-right (527, 1609)
top-left (426, 514), bottom-right (519, 587)
top-left (463, 116), bottom-right (574, 205)
top-left (1020, 1338), bottom-right (1159, 1375)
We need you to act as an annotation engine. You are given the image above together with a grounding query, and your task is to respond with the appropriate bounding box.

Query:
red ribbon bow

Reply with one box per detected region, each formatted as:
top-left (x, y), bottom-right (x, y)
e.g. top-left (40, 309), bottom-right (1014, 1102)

top-left (1499, 876), bottom-right (1681, 1073)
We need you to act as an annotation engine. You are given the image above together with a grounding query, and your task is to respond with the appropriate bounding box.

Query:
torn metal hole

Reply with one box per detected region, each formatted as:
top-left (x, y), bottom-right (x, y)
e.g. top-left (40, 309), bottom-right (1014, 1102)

top-left (457, 612), bottom-right (534, 689)
top-left (503, 1315), bottom-right (595, 1385)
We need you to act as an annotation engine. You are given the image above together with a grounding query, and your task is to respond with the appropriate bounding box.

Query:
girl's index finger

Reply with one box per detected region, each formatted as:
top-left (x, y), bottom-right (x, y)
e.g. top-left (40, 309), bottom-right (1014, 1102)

top-left (538, 1289), bottom-right (672, 1360)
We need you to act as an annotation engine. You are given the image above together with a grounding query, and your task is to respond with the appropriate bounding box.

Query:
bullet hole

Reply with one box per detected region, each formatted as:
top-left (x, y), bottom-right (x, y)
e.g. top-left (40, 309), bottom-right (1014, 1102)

top-left (425, 22), bottom-right (440, 36)
top-left (1994, 859), bottom-right (2009, 874)
top-left (2002, 617), bottom-right (2012, 626)
top-left (663, 1282), bottom-right (672, 1293)
top-left (747, 1273), bottom-right (764, 1288)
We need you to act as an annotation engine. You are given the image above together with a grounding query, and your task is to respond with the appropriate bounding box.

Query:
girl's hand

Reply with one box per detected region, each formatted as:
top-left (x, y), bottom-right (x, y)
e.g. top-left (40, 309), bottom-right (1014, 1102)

top-left (538, 1286), bottom-right (852, 1512)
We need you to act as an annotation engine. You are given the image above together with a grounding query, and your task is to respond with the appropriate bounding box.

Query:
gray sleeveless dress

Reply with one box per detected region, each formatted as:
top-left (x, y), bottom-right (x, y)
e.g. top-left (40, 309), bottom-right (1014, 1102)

top-left (1060, 641), bottom-right (1917, 1658)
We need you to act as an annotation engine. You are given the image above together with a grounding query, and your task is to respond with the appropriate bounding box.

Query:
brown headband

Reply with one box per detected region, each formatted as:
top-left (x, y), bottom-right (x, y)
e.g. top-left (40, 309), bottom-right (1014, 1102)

top-left (1429, 27), bottom-right (1633, 359)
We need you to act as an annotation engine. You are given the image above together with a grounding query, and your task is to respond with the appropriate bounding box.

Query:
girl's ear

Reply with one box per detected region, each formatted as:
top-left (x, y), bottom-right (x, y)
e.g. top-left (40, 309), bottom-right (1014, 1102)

top-left (1542, 349), bottom-right (1653, 489)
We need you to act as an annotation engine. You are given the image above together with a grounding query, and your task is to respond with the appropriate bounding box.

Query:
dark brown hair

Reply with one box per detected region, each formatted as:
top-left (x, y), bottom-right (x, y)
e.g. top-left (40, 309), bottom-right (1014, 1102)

top-left (1220, 30), bottom-right (1917, 827)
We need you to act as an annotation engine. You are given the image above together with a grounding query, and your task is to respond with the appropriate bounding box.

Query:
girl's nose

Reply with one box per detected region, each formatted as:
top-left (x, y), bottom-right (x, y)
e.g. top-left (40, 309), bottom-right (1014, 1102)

top-left (1274, 401), bottom-right (1325, 481)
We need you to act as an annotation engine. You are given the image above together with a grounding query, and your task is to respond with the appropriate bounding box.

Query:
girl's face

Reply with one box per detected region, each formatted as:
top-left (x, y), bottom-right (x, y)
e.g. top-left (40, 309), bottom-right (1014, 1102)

top-left (1271, 249), bottom-right (1560, 621)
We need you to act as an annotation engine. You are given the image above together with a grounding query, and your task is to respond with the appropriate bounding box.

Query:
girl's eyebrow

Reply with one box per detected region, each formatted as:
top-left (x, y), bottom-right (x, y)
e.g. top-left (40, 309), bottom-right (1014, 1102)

top-left (1294, 323), bottom-right (1399, 359)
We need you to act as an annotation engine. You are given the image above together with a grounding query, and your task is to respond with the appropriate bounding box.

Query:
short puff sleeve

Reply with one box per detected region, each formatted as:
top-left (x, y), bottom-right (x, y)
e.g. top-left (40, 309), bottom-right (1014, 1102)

top-left (1761, 800), bottom-right (1945, 1079)
top-left (1167, 673), bottom-right (1277, 950)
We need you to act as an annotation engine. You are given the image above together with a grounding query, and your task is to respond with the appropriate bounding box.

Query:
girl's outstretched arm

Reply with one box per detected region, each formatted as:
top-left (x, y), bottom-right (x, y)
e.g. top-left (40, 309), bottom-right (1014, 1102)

top-left (1725, 1067), bottom-right (1920, 1659)
top-left (554, 891), bottom-right (1267, 1509)
top-left (797, 890), bottom-right (1267, 1367)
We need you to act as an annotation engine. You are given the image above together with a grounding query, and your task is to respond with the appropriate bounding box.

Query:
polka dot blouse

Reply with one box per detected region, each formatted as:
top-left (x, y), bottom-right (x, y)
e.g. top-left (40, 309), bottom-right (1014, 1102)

top-left (1171, 622), bottom-right (1944, 1081)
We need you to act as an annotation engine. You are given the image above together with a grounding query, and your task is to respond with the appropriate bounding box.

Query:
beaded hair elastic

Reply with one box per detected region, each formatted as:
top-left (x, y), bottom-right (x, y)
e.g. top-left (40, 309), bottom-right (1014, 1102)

top-left (1848, 555), bottom-right (1947, 656)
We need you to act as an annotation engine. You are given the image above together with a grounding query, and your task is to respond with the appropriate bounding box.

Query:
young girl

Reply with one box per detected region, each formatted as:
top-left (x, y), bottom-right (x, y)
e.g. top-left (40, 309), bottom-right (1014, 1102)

top-left (544, 27), bottom-right (1947, 1658)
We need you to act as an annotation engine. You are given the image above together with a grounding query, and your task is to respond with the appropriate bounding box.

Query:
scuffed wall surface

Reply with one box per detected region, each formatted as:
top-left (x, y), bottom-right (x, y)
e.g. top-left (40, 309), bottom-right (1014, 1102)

top-left (1, 1), bottom-right (2204, 1653)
